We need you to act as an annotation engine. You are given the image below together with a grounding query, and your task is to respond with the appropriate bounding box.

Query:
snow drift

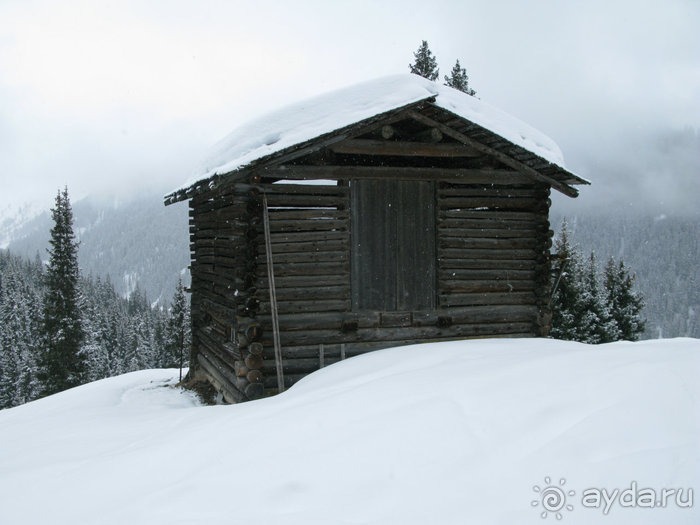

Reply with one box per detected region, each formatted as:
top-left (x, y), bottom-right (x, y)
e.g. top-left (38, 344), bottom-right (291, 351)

top-left (0, 338), bottom-right (698, 524)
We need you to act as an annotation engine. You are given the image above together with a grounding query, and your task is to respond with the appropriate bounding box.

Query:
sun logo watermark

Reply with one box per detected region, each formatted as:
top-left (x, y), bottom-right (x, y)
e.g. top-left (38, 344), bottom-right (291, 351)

top-left (531, 476), bottom-right (575, 520)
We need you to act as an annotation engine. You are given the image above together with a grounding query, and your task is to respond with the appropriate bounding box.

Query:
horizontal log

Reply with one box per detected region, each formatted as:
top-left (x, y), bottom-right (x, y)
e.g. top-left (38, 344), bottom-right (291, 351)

top-left (439, 266), bottom-right (537, 279)
top-left (439, 209), bottom-right (546, 221)
top-left (255, 304), bottom-right (538, 333)
top-left (245, 382), bottom-right (265, 400)
top-left (438, 187), bottom-right (541, 198)
top-left (267, 165), bottom-right (533, 184)
top-left (263, 373), bottom-right (306, 390)
top-left (439, 237), bottom-right (537, 250)
top-left (438, 227), bottom-right (539, 239)
top-left (437, 258), bottom-right (539, 270)
top-left (191, 288), bottom-right (239, 314)
top-left (193, 255), bottom-right (246, 270)
top-left (256, 273), bottom-right (349, 289)
top-left (258, 285), bottom-right (350, 302)
top-left (261, 357), bottom-right (340, 375)
top-left (255, 250), bottom-right (348, 264)
top-left (189, 219), bottom-right (248, 235)
top-left (437, 218), bottom-right (547, 231)
top-left (200, 298), bottom-right (237, 320)
top-left (259, 321), bottom-right (536, 347)
top-left (248, 342), bottom-right (264, 356)
top-left (196, 346), bottom-right (248, 392)
top-left (253, 183), bottom-right (346, 196)
top-left (266, 208), bottom-right (349, 221)
top-left (265, 193), bottom-right (347, 208)
top-left (330, 138), bottom-right (481, 157)
top-left (255, 239), bottom-right (349, 255)
top-left (256, 260), bottom-right (349, 276)
top-left (439, 291), bottom-right (536, 307)
top-left (268, 218), bottom-right (348, 233)
top-left (266, 230), bottom-right (349, 245)
top-left (197, 354), bottom-right (247, 403)
top-left (258, 298), bottom-right (350, 314)
top-left (245, 354), bottom-right (263, 370)
top-left (438, 248), bottom-right (538, 260)
top-left (190, 237), bottom-right (249, 250)
top-left (191, 270), bottom-right (244, 290)
top-left (440, 280), bottom-right (536, 293)
top-left (259, 327), bottom-right (537, 362)
top-left (197, 327), bottom-right (240, 361)
top-left (439, 197), bottom-right (544, 210)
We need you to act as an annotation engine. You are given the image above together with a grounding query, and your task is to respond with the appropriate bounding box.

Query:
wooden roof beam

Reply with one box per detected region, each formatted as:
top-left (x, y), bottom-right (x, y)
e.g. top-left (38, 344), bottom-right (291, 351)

top-left (260, 165), bottom-right (535, 184)
top-left (406, 110), bottom-right (580, 198)
top-left (330, 139), bottom-right (482, 157)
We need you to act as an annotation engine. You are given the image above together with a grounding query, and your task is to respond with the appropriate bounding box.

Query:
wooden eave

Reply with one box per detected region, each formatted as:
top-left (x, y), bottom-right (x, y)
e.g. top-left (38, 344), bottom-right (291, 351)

top-left (164, 99), bottom-right (588, 206)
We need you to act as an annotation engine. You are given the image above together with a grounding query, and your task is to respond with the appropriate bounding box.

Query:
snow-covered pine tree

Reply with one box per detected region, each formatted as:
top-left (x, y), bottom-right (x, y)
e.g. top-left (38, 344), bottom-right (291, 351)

top-left (164, 278), bottom-right (190, 376)
top-left (550, 220), bottom-right (586, 341)
top-left (79, 279), bottom-right (111, 382)
top-left (604, 257), bottom-right (646, 341)
top-left (0, 252), bottom-right (43, 407)
top-left (38, 187), bottom-right (86, 396)
top-left (409, 40), bottom-right (439, 81)
top-left (444, 59), bottom-right (476, 96)
top-left (580, 252), bottom-right (620, 343)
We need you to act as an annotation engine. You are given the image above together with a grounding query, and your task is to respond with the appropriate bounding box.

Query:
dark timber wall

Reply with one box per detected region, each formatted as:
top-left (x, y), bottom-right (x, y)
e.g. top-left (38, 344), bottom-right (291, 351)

top-left (187, 175), bottom-right (552, 402)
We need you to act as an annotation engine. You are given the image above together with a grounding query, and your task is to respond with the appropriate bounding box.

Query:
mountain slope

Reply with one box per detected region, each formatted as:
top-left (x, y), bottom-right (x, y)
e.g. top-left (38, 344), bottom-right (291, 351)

top-left (6, 192), bottom-right (190, 305)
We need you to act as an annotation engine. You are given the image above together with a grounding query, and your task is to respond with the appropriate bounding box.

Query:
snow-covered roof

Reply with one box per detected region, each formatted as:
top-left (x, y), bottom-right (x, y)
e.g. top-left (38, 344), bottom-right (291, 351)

top-left (168, 74), bottom-right (584, 201)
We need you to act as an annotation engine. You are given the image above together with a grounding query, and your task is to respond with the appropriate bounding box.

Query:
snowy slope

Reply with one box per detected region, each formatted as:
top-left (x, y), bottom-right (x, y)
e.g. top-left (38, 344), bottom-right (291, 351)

top-left (0, 338), bottom-right (698, 524)
top-left (0, 201), bottom-right (47, 249)
top-left (175, 74), bottom-right (572, 193)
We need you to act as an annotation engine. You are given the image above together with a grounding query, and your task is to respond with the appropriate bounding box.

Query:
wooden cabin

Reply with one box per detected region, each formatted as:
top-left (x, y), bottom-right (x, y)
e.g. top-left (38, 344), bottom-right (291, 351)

top-left (164, 75), bottom-right (588, 403)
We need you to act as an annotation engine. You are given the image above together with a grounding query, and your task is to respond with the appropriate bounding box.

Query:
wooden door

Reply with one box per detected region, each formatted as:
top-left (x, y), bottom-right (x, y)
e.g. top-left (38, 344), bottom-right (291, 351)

top-left (351, 179), bottom-right (436, 311)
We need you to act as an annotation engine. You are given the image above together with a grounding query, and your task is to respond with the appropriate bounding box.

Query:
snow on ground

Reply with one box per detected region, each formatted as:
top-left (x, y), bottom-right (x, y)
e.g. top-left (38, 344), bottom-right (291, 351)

top-left (0, 338), bottom-right (698, 524)
top-left (174, 74), bottom-right (573, 194)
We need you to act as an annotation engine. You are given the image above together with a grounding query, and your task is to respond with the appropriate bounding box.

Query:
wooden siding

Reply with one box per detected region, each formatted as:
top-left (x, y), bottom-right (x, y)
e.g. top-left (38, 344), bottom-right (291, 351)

top-left (351, 179), bottom-right (436, 311)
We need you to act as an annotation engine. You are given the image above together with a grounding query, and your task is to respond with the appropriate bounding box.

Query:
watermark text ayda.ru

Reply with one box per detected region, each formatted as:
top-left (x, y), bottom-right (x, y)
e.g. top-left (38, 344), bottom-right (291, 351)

top-left (582, 481), bottom-right (693, 515)
top-left (532, 477), bottom-right (693, 519)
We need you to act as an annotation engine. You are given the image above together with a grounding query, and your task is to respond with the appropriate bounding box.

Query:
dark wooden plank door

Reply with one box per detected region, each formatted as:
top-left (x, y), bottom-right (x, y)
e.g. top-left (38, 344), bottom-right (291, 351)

top-left (351, 179), bottom-right (436, 311)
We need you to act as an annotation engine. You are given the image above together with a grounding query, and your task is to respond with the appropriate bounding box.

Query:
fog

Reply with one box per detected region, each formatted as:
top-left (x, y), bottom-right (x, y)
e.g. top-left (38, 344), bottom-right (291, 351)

top-left (1, 0), bottom-right (698, 215)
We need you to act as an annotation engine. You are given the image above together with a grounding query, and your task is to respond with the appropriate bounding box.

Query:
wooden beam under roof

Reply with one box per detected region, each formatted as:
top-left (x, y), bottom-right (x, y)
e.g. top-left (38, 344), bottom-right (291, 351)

top-left (260, 165), bottom-right (536, 184)
top-left (406, 110), bottom-right (579, 198)
top-left (330, 139), bottom-right (481, 157)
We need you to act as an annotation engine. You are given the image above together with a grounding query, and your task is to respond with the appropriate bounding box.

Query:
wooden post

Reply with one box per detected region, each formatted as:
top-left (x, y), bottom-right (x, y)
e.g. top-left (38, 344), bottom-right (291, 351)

top-left (319, 343), bottom-right (325, 368)
top-left (263, 193), bottom-right (285, 393)
top-left (340, 343), bottom-right (346, 360)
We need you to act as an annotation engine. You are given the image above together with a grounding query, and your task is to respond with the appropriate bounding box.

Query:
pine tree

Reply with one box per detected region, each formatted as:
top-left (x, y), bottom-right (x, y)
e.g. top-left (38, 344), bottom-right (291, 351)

top-left (604, 257), bottom-right (646, 341)
top-left (444, 59), bottom-right (476, 96)
top-left (550, 220), bottom-right (586, 341)
top-left (409, 40), bottom-right (439, 81)
top-left (579, 252), bottom-right (620, 343)
top-left (165, 279), bottom-right (190, 378)
top-left (38, 187), bottom-right (85, 396)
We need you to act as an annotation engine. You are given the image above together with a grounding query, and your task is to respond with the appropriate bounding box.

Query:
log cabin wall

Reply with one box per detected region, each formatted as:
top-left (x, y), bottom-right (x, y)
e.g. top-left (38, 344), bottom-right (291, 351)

top-left (187, 177), bottom-right (553, 402)
top-left (242, 176), bottom-right (552, 397)
top-left (188, 185), bottom-right (266, 402)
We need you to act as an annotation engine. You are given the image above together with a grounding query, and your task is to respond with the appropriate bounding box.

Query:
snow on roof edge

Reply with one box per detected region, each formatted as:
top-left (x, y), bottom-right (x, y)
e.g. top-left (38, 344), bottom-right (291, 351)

top-left (167, 74), bottom-right (584, 199)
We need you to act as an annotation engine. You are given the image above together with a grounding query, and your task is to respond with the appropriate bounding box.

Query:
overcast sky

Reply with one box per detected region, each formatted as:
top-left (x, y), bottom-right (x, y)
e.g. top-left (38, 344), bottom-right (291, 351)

top-left (1, 0), bottom-right (698, 216)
